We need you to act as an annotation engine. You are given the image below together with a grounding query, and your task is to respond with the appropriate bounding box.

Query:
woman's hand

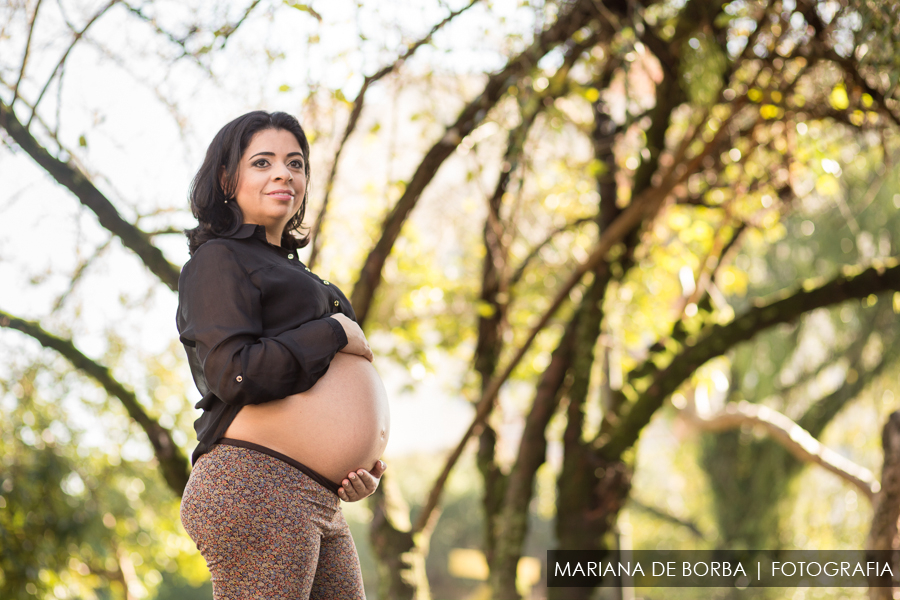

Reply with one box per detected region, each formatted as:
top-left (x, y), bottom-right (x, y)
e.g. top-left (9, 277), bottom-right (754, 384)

top-left (329, 313), bottom-right (374, 362)
top-left (337, 460), bottom-right (386, 502)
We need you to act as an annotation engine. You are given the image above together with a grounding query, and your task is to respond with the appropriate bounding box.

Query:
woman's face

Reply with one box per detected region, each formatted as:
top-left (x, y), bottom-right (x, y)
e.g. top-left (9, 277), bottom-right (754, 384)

top-left (231, 128), bottom-right (307, 244)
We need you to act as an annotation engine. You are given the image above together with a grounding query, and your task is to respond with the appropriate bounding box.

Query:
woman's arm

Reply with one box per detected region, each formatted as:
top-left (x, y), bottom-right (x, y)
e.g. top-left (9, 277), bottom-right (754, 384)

top-left (178, 242), bottom-right (347, 406)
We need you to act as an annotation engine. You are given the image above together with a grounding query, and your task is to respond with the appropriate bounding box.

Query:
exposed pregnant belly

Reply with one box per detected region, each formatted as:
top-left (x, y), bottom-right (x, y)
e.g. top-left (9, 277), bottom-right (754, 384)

top-left (223, 352), bottom-right (390, 484)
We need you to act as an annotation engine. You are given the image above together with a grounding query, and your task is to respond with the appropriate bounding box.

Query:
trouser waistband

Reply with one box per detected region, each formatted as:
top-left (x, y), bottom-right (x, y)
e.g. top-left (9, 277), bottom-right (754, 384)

top-left (216, 437), bottom-right (341, 495)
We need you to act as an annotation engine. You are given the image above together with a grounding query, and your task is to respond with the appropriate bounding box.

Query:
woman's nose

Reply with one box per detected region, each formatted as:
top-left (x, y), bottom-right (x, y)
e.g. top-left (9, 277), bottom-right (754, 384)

top-left (273, 163), bottom-right (292, 181)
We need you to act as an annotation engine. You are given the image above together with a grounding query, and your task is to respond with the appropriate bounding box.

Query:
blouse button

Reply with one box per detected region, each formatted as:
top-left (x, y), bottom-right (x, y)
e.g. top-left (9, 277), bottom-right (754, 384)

top-left (305, 267), bottom-right (310, 271)
top-left (236, 375), bottom-right (243, 383)
top-left (334, 300), bottom-right (340, 307)
top-left (287, 253), bottom-right (294, 259)
top-left (323, 280), bottom-right (330, 285)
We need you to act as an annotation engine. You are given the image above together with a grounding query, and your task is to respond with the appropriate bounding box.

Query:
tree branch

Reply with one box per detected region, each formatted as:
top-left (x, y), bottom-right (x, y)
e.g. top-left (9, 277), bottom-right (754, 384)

top-left (144, 226), bottom-right (183, 237)
top-left (766, 299), bottom-right (877, 402)
top-left (27, 0), bottom-right (119, 127)
top-left (308, 0), bottom-right (481, 269)
top-left (122, 0), bottom-right (263, 65)
top-left (599, 258), bottom-right (900, 461)
top-left (349, 0), bottom-right (613, 325)
top-left (0, 101), bottom-right (181, 291)
top-left (12, 0), bottom-right (45, 107)
top-left (628, 498), bottom-right (706, 539)
top-left (683, 399), bottom-right (879, 500)
top-left (721, 3), bottom-right (772, 83)
top-left (798, 306), bottom-right (899, 438)
top-left (0, 72), bottom-right (66, 149)
top-left (824, 48), bottom-right (900, 129)
top-left (51, 235), bottom-right (114, 313)
top-left (508, 216), bottom-right (595, 289)
top-left (0, 309), bottom-right (190, 494)
top-left (215, 0), bottom-right (265, 49)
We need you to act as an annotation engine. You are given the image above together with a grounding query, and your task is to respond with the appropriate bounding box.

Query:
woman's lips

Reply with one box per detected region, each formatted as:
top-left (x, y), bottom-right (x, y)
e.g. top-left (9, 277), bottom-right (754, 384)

top-left (267, 191), bottom-right (294, 201)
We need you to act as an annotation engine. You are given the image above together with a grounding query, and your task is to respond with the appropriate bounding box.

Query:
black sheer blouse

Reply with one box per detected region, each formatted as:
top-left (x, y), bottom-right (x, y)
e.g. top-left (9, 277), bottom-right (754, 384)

top-left (176, 223), bottom-right (356, 464)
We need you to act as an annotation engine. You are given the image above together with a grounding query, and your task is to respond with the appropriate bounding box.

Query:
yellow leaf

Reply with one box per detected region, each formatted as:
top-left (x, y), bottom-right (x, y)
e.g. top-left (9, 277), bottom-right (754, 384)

top-left (815, 174), bottom-right (840, 196)
top-left (668, 211), bottom-right (691, 231)
top-left (448, 549), bottom-right (488, 580)
top-left (760, 104), bottom-right (780, 119)
top-left (830, 84), bottom-right (849, 110)
top-left (587, 158), bottom-right (607, 177)
top-left (476, 301), bottom-right (496, 318)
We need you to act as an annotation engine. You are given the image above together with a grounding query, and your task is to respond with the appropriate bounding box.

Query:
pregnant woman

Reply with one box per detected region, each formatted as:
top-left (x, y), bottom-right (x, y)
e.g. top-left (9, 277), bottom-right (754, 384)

top-left (177, 110), bottom-right (389, 599)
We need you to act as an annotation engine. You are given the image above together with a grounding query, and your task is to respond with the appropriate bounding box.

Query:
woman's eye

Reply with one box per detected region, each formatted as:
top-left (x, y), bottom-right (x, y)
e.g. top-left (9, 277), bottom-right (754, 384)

top-left (290, 160), bottom-right (304, 169)
top-left (253, 159), bottom-right (269, 167)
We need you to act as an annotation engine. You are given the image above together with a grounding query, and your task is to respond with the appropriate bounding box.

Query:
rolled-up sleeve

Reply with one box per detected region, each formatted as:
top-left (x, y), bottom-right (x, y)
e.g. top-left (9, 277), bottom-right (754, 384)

top-left (177, 242), bottom-right (348, 406)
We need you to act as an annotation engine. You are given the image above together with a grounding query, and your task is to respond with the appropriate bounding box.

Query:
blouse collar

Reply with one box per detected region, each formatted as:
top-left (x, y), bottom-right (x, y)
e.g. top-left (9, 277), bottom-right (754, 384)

top-left (226, 223), bottom-right (268, 241)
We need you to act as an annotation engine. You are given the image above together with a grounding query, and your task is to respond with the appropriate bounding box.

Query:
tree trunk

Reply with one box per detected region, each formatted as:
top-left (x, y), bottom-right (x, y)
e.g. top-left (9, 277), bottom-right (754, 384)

top-left (369, 476), bottom-right (431, 600)
top-left (867, 411), bottom-right (900, 599)
top-left (490, 316), bottom-right (579, 599)
top-left (551, 38), bottom-right (678, 599)
top-left (551, 456), bottom-right (632, 600)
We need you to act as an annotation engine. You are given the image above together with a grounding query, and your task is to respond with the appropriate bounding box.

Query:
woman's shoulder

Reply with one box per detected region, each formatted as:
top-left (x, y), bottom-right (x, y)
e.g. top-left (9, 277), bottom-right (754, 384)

top-left (186, 238), bottom-right (243, 264)
top-left (180, 239), bottom-right (250, 283)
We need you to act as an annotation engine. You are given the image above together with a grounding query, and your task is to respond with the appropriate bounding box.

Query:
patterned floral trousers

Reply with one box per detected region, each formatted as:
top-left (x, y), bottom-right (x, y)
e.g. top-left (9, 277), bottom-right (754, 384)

top-left (180, 443), bottom-right (366, 599)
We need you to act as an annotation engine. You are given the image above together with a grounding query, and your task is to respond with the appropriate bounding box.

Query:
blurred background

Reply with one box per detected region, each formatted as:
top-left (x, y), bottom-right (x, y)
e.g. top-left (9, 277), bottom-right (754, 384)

top-left (1, 0), bottom-right (900, 598)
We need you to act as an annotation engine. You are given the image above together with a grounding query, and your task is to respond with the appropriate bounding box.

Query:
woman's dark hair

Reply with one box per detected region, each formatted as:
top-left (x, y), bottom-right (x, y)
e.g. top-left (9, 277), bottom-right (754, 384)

top-left (186, 110), bottom-right (311, 255)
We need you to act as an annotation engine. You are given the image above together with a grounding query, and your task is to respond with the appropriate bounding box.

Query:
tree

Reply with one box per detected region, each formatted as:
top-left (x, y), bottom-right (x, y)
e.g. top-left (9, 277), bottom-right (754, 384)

top-left (2, 0), bottom-right (900, 598)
